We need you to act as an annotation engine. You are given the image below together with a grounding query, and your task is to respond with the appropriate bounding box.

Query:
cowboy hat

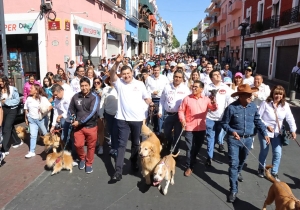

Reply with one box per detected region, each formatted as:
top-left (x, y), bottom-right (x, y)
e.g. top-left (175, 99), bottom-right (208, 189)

top-left (231, 84), bottom-right (259, 97)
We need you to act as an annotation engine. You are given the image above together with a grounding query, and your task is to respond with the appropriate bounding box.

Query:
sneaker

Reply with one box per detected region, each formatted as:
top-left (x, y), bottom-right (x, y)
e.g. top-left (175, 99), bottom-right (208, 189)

top-left (4, 152), bottom-right (9, 156)
top-left (109, 149), bottom-right (117, 157)
top-left (272, 173), bottom-right (280, 182)
top-left (0, 152), bottom-right (5, 165)
top-left (78, 160), bottom-right (85, 170)
top-left (257, 169), bottom-right (264, 178)
top-left (238, 173), bottom-right (244, 182)
top-left (85, 166), bottom-right (93, 174)
top-left (72, 161), bottom-right (78, 167)
top-left (218, 144), bottom-right (225, 152)
top-left (206, 158), bottom-right (212, 167)
top-left (12, 141), bottom-right (23, 148)
top-left (25, 152), bottom-right (36, 158)
top-left (97, 146), bottom-right (103, 155)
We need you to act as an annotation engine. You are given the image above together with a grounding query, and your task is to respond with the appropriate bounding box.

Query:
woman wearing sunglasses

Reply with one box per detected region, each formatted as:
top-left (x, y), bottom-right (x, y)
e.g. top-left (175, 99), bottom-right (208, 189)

top-left (92, 78), bottom-right (105, 155)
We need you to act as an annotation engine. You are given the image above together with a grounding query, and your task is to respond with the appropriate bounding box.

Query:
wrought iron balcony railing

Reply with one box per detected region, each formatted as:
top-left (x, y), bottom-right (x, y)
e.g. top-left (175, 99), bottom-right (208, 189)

top-left (262, 15), bottom-right (280, 30)
top-left (280, 6), bottom-right (300, 26)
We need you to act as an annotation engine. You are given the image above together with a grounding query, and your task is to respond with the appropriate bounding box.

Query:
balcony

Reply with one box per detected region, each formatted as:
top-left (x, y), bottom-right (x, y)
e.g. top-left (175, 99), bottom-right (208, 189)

top-left (204, 16), bottom-right (212, 23)
top-left (209, 36), bottom-right (217, 42)
top-left (262, 15), bottom-right (280, 30)
top-left (216, 33), bottom-right (226, 41)
top-left (211, 5), bottom-right (221, 14)
top-left (227, 28), bottom-right (240, 38)
top-left (228, 0), bottom-right (242, 15)
top-left (204, 27), bottom-right (211, 33)
top-left (139, 15), bottom-right (150, 28)
top-left (217, 13), bottom-right (227, 23)
top-left (280, 6), bottom-right (300, 27)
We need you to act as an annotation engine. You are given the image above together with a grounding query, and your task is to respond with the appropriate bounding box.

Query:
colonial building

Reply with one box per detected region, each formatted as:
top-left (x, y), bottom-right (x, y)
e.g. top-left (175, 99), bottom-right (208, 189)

top-left (244, 0), bottom-right (300, 82)
top-left (125, 0), bottom-right (139, 57)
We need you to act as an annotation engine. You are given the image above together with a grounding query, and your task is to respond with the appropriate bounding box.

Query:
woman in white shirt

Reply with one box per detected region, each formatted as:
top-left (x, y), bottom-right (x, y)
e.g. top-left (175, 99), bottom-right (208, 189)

top-left (86, 67), bottom-right (96, 87)
top-left (24, 84), bottom-right (52, 158)
top-left (99, 76), bottom-right (118, 157)
top-left (257, 85), bottom-right (297, 180)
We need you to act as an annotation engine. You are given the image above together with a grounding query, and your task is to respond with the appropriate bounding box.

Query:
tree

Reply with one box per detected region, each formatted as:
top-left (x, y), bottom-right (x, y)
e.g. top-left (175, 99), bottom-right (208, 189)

top-left (186, 29), bottom-right (193, 47)
top-left (172, 35), bottom-right (180, 49)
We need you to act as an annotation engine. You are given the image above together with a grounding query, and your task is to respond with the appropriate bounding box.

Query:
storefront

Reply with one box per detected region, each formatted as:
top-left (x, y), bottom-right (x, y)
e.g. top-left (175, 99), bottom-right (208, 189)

top-left (72, 16), bottom-right (102, 66)
top-left (105, 24), bottom-right (129, 58)
top-left (256, 41), bottom-right (271, 77)
top-left (0, 13), bottom-right (46, 92)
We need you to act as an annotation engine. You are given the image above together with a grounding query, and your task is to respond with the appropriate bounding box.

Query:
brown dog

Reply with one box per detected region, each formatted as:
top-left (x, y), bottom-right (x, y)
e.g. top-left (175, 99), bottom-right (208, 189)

top-left (139, 124), bottom-right (162, 185)
top-left (152, 152), bottom-right (180, 195)
top-left (15, 126), bottom-right (27, 142)
top-left (46, 151), bottom-right (73, 175)
top-left (263, 165), bottom-right (300, 210)
top-left (42, 133), bottom-right (63, 153)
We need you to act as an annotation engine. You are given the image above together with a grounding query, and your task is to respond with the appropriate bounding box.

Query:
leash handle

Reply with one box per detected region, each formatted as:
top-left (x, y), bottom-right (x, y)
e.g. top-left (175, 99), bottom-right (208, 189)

top-left (170, 128), bottom-right (184, 154)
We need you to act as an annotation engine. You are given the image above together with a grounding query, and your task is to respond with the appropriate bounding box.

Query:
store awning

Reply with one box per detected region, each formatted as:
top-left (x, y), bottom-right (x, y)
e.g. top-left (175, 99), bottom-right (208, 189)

top-left (138, 27), bottom-right (149, 42)
top-left (105, 24), bottom-right (130, 35)
top-left (107, 33), bottom-right (117, 40)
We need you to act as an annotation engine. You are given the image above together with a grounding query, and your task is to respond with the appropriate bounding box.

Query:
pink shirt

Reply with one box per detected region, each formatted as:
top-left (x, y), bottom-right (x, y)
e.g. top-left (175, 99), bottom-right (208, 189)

top-left (178, 94), bottom-right (217, 131)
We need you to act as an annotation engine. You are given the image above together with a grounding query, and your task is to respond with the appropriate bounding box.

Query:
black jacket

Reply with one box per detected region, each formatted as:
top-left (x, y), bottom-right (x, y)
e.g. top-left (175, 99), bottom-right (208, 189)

top-left (68, 91), bottom-right (100, 128)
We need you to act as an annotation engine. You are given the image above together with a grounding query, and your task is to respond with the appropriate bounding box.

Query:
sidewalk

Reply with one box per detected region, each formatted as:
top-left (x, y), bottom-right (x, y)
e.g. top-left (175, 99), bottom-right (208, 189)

top-left (0, 124), bottom-right (46, 209)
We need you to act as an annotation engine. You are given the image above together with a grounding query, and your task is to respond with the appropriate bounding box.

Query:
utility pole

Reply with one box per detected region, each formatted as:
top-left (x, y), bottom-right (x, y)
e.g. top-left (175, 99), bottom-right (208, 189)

top-left (0, 0), bottom-right (8, 76)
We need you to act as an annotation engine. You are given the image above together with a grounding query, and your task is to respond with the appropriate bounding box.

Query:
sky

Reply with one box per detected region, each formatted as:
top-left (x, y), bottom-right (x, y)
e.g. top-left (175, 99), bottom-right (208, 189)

top-left (156, 0), bottom-right (211, 46)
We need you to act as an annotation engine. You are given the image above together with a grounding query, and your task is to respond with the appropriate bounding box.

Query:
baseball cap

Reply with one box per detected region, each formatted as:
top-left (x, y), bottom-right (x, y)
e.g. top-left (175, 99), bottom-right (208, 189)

top-left (223, 77), bottom-right (232, 84)
top-left (246, 66), bottom-right (252, 71)
top-left (189, 62), bottom-right (197, 67)
top-left (235, 72), bottom-right (243, 78)
top-left (170, 61), bottom-right (177, 67)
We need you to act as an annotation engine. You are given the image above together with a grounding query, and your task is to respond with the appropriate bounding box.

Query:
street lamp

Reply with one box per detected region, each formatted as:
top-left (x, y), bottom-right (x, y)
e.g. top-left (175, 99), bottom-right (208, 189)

top-left (238, 20), bottom-right (249, 73)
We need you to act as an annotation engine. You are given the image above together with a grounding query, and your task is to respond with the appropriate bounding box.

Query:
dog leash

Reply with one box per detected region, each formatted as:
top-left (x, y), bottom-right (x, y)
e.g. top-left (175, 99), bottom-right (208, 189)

top-left (169, 128), bottom-right (184, 154)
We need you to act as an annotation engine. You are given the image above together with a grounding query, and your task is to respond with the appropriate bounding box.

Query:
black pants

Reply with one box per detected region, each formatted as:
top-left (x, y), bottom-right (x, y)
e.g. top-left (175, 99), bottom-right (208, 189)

top-left (1, 107), bottom-right (21, 152)
top-left (115, 119), bottom-right (142, 174)
top-left (185, 130), bottom-right (206, 169)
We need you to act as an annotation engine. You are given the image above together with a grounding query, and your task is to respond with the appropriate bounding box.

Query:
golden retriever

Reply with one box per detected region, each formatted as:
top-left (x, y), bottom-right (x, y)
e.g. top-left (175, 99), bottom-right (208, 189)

top-left (139, 124), bottom-right (162, 185)
top-left (42, 133), bottom-right (63, 153)
top-left (153, 152), bottom-right (179, 195)
top-left (46, 151), bottom-right (73, 175)
top-left (263, 165), bottom-right (300, 210)
top-left (15, 126), bottom-right (28, 142)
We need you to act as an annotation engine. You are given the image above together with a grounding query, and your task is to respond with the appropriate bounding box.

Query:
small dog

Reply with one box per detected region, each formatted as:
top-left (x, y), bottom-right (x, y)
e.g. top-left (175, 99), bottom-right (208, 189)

top-left (263, 165), bottom-right (300, 210)
top-left (153, 152), bottom-right (180, 195)
top-left (46, 151), bottom-right (73, 175)
top-left (15, 126), bottom-right (28, 142)
top-left (42, 133), bottom-right (63, 153)
top-left (139, 124), bottom-right (162, 185)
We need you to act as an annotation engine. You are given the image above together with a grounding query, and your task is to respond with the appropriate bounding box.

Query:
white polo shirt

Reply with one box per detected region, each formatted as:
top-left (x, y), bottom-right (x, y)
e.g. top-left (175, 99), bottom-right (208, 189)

top-left (200, 72), bottom-right (212, 85)
top-left (166, 70), bottom-right (174, 82)
top-left (159, 82), bottom-right (190, 114)
top-left (147, 74), bottom-right (169, 98)
top-left (204, 82), bottom-right (234, 121)
top-left (113, 78), bottom-right (150, 121)
top-left (52, 91), bottom-right (73, 125)
top-left (251, 83), bottom-right (270, 108)
top-left (70, 77), bottom-right (81, 94)
top-left (243, 76), bottom-right (254, 86)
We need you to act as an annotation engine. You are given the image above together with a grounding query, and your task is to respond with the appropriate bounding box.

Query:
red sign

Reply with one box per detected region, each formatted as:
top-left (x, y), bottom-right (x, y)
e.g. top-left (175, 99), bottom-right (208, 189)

top-left (48, 21), bottom-right (61, 30)
top-left (65, 20), bottom-right (70, 31)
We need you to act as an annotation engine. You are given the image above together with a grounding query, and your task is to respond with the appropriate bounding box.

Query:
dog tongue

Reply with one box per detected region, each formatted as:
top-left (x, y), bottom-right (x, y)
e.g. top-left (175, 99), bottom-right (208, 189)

top-left (153, 181), bottom-right (160, 186)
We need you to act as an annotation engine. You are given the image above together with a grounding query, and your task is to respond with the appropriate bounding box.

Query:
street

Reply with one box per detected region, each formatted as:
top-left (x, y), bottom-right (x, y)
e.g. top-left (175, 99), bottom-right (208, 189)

top-left (1, 106), bottom-right (300, 210)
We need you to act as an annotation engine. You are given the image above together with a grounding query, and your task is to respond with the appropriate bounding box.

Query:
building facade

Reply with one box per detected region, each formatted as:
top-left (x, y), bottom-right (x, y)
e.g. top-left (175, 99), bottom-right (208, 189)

top-left (125, 0), bottom-right (139, 58)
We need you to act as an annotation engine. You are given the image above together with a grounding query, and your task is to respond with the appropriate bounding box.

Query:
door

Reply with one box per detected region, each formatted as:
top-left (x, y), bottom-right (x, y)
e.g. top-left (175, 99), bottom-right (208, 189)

top-left (107, 40), bottom-right (119, 57)
top-left (275, 45), bottom-right (298, 82)
top-left (244, 48), bottom-right (253, 61)
top-left (257, 47), bottom-right (270, 76)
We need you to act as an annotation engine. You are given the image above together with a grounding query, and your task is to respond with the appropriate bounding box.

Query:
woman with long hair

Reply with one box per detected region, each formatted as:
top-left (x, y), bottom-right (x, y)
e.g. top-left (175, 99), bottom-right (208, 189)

top-left (0, 75), bottom-right (22, 155)
top-left (187, 70), bottom-right (200, 90)
top-left (257, 85), bottom-right (297, 180)
top-left (43, 76), bottom-right (54, 131)
top-left (57, 68), bottom-right (69, 84)
top-left (23, 74), bottom-right (41, 103)
top-left (85, 59), bottom-right (95, 69)
top-left (231, 72), bottom-right (244, 91)
top-left (45, 72), bottom-right (54, 84)
top-left (86, 67), bottom-right (97, 87)
top-left (24, 84), bottom-right (52, 158)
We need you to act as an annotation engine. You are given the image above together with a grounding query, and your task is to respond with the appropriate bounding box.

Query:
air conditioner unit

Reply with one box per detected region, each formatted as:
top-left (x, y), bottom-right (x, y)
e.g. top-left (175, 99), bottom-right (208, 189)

top-left (44, 0), bottom-right (53, 10)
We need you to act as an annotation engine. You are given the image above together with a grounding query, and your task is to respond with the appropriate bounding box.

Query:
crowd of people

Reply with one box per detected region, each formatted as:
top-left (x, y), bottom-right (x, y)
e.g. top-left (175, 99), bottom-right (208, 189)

top-left (0, 52), bottom-right (297, 203)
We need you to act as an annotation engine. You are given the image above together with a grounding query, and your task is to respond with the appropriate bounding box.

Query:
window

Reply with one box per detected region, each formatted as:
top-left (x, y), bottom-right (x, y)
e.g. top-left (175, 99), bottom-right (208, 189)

top-left (258, 2), bottom-right (264, 21)
top-left (238, 17), bottom-right (241, 25)
top-left (233, 20), bottom-right (235, 29)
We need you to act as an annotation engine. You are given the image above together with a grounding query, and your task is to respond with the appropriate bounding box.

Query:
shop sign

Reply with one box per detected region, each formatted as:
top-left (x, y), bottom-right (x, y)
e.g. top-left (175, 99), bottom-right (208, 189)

top-left (65, 20), bottom-right (70, 31)
top-left (75, 23), bottom-right (101, 39)
top-left (48, 20), bottom-right (61, 30)
top-left (3, 20), bottom-right (37, 34)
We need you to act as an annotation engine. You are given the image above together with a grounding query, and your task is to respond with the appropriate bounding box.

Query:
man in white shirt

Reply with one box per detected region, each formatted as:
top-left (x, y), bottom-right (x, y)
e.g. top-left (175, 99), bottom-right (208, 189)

top-left (165, 61), bottom-right (177, 82)
top-left (159, 70), bottom-right (190, 154)
top-left (204, 69), bottom-right (234, 166)
top-left (70, 66), bottom-right (85, 94)
top-left (108, 58), bottom-right (116, 70)
top-left (251, 74), bottom-right (270, 108)
top-left (50, 84), bottom-right (77, 165)
top-left (291, 61), bottom-right (300, 75)
top-left (147, 65), bottom-right (169, 135)
top-left (53, 74), bottom-right (72, 94)
top-left (67, 60), bottom-right (76, 83)
top-left (123, 57), bottom-right (132, 69)
top-left (243, 67), bottom-right (254, 86)
top-left (200, 63), bottom-right (213, 85)
top-left (110, 53), bottom-right (153, 182)
top-left (189, 62), bottom-right (198, 72)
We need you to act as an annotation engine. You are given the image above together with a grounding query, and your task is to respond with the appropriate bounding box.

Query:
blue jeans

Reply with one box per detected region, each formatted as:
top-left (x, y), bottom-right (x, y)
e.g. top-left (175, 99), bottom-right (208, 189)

top-left (104, 112), bottom-right (118, 150)
top-left (28, 116), bottom-right (48, 153)
top-left (61, 119), bottom-right (77, 159)
top-left (185, 131), bottom-right (206, 169)
top-left (206, 118), bottom-right (226, 159)
top-left (152, 98), bottom-right (163, 134)
top-left (258, 133), bottom-right (282, 174)
top-left (163, 113), bottom-right (182, 154)
top-left (227, 135), bottom-right (252, 193)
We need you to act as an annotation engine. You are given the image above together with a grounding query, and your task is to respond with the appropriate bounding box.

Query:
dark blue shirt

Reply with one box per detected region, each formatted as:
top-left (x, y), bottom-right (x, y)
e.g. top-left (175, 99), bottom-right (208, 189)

top-left (221, 100), bottom-right (267, 137)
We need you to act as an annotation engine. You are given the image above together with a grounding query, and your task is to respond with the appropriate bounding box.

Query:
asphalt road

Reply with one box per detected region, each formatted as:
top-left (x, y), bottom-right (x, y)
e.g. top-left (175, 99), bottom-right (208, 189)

top-left (3, 106), bottom-right (300, 210)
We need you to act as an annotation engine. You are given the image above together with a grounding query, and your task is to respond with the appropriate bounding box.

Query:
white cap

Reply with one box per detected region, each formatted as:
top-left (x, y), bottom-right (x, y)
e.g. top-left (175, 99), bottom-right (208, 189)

top-left (170, 61), bottom-right (177, 67)
top-left (189, 62), bottom-right (197, 67)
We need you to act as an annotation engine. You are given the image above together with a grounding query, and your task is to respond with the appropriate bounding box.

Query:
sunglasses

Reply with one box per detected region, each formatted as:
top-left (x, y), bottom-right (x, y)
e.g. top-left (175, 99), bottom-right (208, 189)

top-left (94, 82), bottom-right (101, 85)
